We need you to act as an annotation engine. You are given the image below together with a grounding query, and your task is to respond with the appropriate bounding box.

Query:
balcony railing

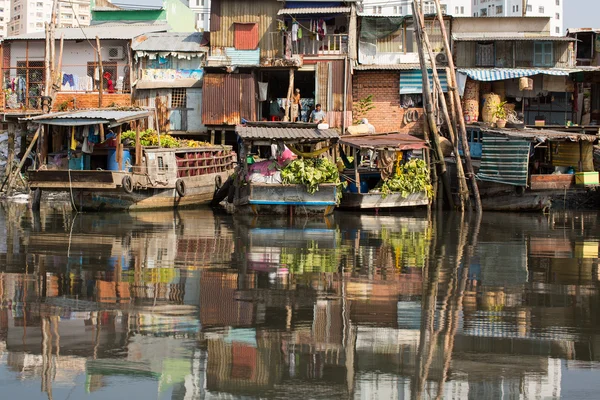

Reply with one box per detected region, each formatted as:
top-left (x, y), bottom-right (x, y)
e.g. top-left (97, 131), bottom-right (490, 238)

top-left (269, 32), bottom-right (348, 57)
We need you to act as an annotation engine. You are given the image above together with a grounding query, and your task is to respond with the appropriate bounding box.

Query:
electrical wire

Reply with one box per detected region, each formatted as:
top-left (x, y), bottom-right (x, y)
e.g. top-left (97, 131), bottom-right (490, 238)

top-left (65, 0), bottom-right (98, 53)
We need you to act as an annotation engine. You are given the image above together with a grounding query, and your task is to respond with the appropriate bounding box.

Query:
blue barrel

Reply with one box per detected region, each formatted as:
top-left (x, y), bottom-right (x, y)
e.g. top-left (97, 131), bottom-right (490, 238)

top-left (107, 149), bottom-right (132, 171)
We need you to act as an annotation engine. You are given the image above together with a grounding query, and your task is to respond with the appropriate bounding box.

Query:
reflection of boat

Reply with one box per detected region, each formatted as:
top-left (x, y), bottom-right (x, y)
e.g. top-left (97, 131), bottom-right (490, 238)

top-left (26, 110), bottom-right (235, 211)
top-left (338, 133), bottom-right (431, 210)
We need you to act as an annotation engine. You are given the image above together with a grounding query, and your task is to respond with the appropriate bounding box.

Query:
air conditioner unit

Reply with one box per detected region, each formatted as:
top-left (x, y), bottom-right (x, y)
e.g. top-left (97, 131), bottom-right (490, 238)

top-left (107, 46), bottom-right (124, 60)
top-left (435, 52), bottom-right (448, 65)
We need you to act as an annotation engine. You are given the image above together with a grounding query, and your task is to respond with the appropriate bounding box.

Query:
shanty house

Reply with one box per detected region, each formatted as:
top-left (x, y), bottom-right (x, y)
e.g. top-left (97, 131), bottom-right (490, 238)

top-left (132, 32), bottom-right (208, 134)
top-left (453, 16), bottom-right (577, 126)
top-left (353, 14), bottom-right (451, 134)
top-left (566, 28), bottom-right (600, 125)
top-left (0, 23), bottom-right (168, 121)
top-left (203, 0), bottom-right (357, 139)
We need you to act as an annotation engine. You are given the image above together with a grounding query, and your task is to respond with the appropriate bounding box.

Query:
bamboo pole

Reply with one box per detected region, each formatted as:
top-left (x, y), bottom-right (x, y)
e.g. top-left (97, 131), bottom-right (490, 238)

top-left (284, 69), bottom-right (295, 122)
top-left (96, 36), bottom-right (104, 108)
top-left (417, 13), bottom-right (468, 211)
top-left (433, 0), bottom-right (482, 212)
top-left (5, 126), bottom-right (41, 194)
top-left (412, 1), bottom-right (453, 208)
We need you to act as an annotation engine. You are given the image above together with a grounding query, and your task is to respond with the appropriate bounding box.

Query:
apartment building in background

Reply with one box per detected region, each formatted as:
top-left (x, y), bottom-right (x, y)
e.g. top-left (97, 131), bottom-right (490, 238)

top-left (472, 0), bottom-right (563, 35)
top-left (359, 0), bottom-right (472, 17)
top-left (187, 0), bottom-right (210, 31)
top-left (0, 0), bottom-right (10, 39)
top-left (7, 0), bottom-right (91, 37)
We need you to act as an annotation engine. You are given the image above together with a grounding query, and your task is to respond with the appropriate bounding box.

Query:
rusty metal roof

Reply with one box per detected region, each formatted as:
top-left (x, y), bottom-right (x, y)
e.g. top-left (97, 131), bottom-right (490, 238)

top-left (4, 23), bottom-right (169, 41)
top-left (236, 124), bottom-right (339, 141)
top-left (22, 109), bottom-right (152, 127)
top-left (132, 32), bottom-right (208, 52)
top-left (453, 33), bottom-right (576, 42)
top-left (278, 7), bottom-right (351, 15)
top-left (339, 133), bottom-right (428, 151)
top-left (482, 127), bottom-right (598, 142)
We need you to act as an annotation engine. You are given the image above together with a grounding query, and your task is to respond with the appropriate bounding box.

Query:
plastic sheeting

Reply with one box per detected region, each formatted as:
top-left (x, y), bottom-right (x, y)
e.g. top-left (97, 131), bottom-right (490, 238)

top-left (359, 17), bottom-right (405, 41)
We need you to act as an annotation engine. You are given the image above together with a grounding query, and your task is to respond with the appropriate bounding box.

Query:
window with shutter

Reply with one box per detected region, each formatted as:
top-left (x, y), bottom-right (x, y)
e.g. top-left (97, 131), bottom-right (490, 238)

top-left (476, 43), bottom-right (495, 67)
top-left (534, 41), bottom-right (553, 67)
top-left (234, 23), bottom-right (259, 50)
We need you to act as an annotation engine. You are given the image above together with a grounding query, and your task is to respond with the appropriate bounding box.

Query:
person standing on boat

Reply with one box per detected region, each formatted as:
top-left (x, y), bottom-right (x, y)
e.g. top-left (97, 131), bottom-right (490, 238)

top-left (291, 88), bottom-right (301, 122)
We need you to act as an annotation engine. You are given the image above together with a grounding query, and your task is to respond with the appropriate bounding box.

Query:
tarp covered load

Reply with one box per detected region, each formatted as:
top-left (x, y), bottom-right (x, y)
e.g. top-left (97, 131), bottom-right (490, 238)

top-left (360, 17), bottom-right (406, 41)
top-left (477, 134), bottom-right (531, 186)
top-left (552, 142), bottom-right (594, 172)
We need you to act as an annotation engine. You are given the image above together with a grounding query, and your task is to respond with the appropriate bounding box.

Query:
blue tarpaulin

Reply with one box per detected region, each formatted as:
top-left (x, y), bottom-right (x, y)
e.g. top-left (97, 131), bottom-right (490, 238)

top-left (400, 69), bottom-right (448, 95)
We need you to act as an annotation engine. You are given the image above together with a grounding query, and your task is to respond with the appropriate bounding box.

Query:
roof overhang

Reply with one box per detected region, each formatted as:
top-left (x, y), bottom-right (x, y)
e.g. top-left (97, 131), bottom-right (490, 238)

top-left (339, 133), bottom-right (428, 151)
top-left (278, 7), bottom-right (351, 15)
top-left (236, 123), bottom-right (339, 143)
top-left (136, 79), bottom-right (203, 89)
top-left (22, 109), bottom-right (152, 127)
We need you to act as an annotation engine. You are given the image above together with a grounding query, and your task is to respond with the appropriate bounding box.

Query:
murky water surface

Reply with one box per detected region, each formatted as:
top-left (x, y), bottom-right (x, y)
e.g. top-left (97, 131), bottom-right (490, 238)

top-left (0, 203), bottom-right (599, 399)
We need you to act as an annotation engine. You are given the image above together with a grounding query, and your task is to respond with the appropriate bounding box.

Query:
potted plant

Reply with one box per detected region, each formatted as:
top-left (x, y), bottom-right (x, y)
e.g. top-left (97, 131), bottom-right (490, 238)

top-left (494, 101), bottom-right (508, 128)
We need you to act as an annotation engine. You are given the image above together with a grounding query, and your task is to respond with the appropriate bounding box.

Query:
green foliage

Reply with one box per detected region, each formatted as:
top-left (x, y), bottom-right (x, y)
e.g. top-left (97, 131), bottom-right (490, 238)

top-left (281, 157), bottom-right (346, 202)
top-left (380, 158), bottom-right (433, 199)
top-left (494, 101), bottom-right (508, 120)
top-left (381, 226), bottom-right (432, 269)
top-left (353, 95), bottom-right (375, 125)
top-left (121, 129), bottom-right (210, 148)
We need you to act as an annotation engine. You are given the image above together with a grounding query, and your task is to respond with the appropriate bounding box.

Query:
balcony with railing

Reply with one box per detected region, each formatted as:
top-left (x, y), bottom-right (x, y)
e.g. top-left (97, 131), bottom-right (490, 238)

top-left (268, 32), bottom-right (348, 58)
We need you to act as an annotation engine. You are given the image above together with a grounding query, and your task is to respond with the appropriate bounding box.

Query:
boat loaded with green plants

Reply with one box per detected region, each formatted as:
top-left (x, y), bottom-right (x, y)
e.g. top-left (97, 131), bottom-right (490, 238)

top-left (225, 122), bottom-right (341, 216)
top-left (27, 109), bottom-right (236, 211)
top-left (337, 133), bottom-right (433, 210)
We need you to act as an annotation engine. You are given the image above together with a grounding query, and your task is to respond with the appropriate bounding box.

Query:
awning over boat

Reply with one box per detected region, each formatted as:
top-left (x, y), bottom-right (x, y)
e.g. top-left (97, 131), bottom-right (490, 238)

top-left (339, 133), bottom-right (428, 151)
top-left (400, 69), bottom-right (448, 95)
top-left (476, 133), bottom-right (531, 187)
top-left (21, 109), bottom-right (152, 128)
top-left (236, 122), bottom-right (339, 143)
top-left (458, 68), bottom-right (575, 82)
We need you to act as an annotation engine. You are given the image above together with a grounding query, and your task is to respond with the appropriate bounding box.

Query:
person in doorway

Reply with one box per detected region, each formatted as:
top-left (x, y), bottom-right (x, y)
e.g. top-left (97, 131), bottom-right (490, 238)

top-left (291, 88), bottom-right (301, 122)
top-left (103, 72), bottom-right (115, 93)
top-left (310, 103), bottom-right (326, 124)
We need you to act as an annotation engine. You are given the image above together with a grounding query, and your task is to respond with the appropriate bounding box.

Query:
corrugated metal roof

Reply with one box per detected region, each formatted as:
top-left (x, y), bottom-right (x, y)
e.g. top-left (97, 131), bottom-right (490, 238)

top-left (22, 109), bottom-right (152, 127)
top-left (481, 127), bottom-right (598, 142)
top-left (452, 33), bottom-right (576, 42)
top-left (4, 23), bottom-right (169, 41)
top-left (278, 7), bottom-right (351, 15)
top-left (236, 124), bottom-right (339, 141)
top-left (458, 68), bottom-right (577, 81)
top-left (132, 32), bottom-right (207, 52)
top-left (339, 133), bottom-right (427, 150)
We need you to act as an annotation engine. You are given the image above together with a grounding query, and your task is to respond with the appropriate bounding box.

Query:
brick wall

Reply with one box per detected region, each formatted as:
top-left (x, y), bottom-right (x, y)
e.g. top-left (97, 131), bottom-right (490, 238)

top-left (53, 93), bottom-right (132, 111)
top-left (352, 71), bottom-right (424, 135)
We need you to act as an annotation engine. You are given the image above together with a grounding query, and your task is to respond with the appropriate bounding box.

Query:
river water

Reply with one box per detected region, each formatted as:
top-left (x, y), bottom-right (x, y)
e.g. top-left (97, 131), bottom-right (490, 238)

top-left (0, 203), bottom-right (599, 399)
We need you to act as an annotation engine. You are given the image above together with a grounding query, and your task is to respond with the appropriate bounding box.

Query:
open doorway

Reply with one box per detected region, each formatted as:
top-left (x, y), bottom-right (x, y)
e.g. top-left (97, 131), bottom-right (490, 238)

top-left (259, 69), bottom-right (316, 122)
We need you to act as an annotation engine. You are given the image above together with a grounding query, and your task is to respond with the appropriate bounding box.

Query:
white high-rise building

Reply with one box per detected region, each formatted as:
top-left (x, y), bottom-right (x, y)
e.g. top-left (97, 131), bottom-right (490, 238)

top-left (359, 0), bottom-right (472, 17)
top-left (7, 0), bottom-right (91, 37)
top-left (186, 0), bottom-right (210, 32)
top-left (472, 0), bottom-right (563, 35)
top-left (0, 0), bottom-right (10, 39)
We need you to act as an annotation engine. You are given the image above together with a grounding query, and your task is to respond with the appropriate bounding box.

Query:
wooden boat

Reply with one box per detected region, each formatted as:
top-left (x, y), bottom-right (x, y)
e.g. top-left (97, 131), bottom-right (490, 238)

top-left (26, 109), bottom-right (235, 211)
top-left (337, 133), bottom-right (431, 210)
top-left (451, 127), bottom-right (598, 211)
top-left (229, 122), bottom-right (340, 216)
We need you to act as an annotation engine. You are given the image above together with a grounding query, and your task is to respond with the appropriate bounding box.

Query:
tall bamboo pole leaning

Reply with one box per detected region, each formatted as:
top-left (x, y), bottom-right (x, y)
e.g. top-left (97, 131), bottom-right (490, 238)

top-left (433, 0), bottom-right (482, 212)
top-left (412, 1), bottom-right (454, 208)
top-left (96, 36), bottom-right (104, 107)
top-left (417, 12), bottom-right (469, 212)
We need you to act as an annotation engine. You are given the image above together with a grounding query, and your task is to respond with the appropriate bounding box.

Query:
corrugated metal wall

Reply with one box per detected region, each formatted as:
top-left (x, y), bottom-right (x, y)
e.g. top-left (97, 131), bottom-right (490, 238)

top-left (202, 73), bottom-right (256, 125)
top-left (495, 41), bottom-right (514, 68)
top-left (455, 42), bottom-right (476, 68)
top-left (134, 89), bottom-right (171, 132)
top-left (210, 0), bottom-right (281, 59)
top-left (457, 41), bottom-right (572, 68)
top-left (314, 60), bottom-right (351, 127)
top-left (554, 42), bottom-right (573, 68)
top-left (515, 42), bottom-right (534, 67)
